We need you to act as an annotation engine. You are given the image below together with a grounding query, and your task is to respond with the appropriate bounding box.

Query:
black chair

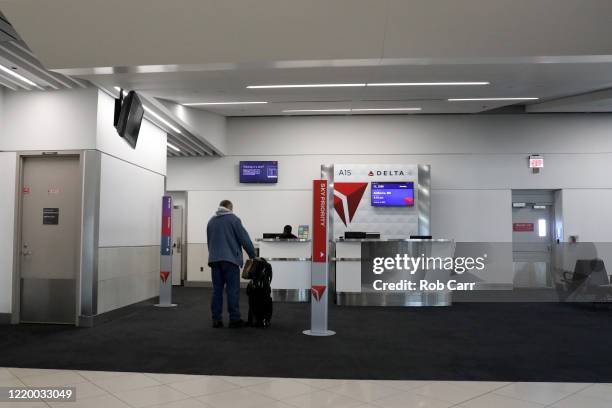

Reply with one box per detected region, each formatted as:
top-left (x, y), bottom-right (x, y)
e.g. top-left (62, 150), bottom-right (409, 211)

top-left (562, 259), bottom-right (609, 287)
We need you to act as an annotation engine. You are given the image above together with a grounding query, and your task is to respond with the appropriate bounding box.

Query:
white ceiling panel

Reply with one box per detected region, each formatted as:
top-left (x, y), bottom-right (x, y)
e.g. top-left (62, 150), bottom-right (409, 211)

top-left (0, 0), bottom-right (387, 70)
top-left (3, 1), bottom-right (612, 116)
top-left (3, 0), bottom-right (612, 72)
top-left (81, 61), bottom-right (612, 116)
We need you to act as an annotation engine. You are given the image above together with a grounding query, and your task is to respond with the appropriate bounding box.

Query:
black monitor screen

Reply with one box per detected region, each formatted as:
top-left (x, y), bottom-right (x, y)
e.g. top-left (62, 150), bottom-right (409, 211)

top-left (116, 91), bottom-right (144, 149)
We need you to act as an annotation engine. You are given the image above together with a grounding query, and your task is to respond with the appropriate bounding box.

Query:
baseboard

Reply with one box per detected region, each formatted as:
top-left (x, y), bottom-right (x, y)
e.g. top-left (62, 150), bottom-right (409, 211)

top-left (0, 313), bottom-right (11, 325)
top-left (78, 296), bottom-right (158, 327)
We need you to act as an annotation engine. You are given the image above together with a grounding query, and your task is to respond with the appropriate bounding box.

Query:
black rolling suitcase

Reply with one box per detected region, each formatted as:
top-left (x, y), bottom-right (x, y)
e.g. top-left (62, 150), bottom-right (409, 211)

top-left (244, 258), bottom-right (273, 327)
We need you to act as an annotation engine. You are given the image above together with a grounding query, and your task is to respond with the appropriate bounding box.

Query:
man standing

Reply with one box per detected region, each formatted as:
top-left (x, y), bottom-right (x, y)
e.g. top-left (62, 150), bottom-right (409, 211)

top-left (207, 200), bottom-right (256, 328)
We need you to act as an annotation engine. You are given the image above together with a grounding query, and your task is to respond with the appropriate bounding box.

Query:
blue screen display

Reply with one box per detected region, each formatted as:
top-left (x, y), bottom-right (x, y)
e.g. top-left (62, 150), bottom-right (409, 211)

top-left (371, 182), bottom-right (415, 207)
top-left (239, 161), bottom-right (278, 183)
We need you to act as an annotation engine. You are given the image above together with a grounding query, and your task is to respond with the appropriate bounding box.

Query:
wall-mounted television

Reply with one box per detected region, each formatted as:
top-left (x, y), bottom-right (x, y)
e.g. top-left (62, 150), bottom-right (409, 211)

top-left (239, 161), bottom-right (278, 183)
top-left (371, 182), bottom-right (415, 207)
top-left (114, 90), bottom-right (144, 149)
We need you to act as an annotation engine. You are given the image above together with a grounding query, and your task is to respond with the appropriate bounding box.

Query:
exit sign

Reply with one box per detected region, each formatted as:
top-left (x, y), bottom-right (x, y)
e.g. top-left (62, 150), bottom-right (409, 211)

top-left (529, 155), bottom-right (544, 168)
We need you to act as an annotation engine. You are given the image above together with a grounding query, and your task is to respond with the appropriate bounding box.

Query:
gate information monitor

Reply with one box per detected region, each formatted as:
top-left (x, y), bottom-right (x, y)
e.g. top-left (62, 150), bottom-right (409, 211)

top-left (371, 182), bottom-right (415, 207)
top-left (239, 161), bottom-right (278, 183)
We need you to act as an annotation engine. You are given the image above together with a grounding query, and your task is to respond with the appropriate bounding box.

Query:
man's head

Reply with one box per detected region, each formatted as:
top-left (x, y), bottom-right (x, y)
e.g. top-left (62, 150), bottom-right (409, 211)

top-left (219, 200), bottom-right (233, 211)
top-left (283, 225), bottom-right (292, 234)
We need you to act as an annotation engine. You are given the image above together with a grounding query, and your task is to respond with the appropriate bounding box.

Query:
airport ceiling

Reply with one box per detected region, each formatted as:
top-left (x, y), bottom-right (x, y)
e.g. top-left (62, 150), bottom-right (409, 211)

top-left (2, 0), bottom-right (612, 116)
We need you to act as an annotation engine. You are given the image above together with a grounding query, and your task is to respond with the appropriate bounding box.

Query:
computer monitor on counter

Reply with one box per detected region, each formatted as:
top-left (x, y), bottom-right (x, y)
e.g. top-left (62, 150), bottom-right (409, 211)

top-left (344, 231), bottom-right (380, 239)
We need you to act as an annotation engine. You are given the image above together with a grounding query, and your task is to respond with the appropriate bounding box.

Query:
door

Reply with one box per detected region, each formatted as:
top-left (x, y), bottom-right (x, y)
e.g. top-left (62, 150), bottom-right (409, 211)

top-left (512, 203), bottom-right (554, 288)
top-left (19, 156), bottom-right (80, 324)
top-left (171, 206), bottom-right (184, 286)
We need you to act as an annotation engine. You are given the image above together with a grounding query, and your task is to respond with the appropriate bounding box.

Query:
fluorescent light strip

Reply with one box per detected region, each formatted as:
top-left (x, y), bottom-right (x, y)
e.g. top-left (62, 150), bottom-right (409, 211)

top-left (368, 82), bottom-right (490, 86)
top-left (143, 106), bottom-right (181, 134)
top-left (448, 97), bottom-right (539, 101)
top-left (283, 109), bottom-right (351, 113)
top-left (248, 82), bottom-right (488, 89)
top-left (0, 64), bottom-right (37, 87)
top-left (248, 83), bottom-right (365, 89)
top-left (351, 107), bottom-right (421, 112)
top-left (182, 101), bottom-right (267, 106)
top-left (283, 107), bottom-right (421, 113)
top-left (167, 143), bottom-right (181, 152)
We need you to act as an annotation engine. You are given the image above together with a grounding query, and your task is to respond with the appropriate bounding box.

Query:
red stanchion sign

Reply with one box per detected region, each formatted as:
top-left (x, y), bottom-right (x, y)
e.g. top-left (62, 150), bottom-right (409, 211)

top-left (312, 180), bottom-right (327, 263)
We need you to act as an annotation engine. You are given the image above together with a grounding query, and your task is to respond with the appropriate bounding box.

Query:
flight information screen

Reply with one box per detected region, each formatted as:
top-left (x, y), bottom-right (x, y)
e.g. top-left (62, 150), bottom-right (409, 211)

top-left (371, 182), bottom-right (415, 207)
top-left (239, 161), bottom-right (278, 183)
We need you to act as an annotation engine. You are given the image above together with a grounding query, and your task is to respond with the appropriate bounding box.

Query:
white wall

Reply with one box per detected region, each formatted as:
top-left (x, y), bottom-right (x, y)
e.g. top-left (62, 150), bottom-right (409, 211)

top-left (431, 190), bottom-right (512, 242)
top-left (97, 153), bottom-right (165, 313)
top-left (187, 190), bottom-right (309, 244)
top-left (0, 152), bottom-right (17, 314)
top-left (227, 114), bottom-right (612, 156)
top-left (96, 90), bottom-right (167, 175)
top-left (561, 189), bottom-right (612, 273)
top-left (167, 114), bottom-right (612, 283)
top-left (99, 154), bottom-right (165, 247)
top-left (562, 189), bottom-right (612, 242)
top-left (0, 88), bottom-right (97, 151)
top-left (95, 90), bottom-right (168, 312)
top-left (95, 90), bottom-right (168, 313)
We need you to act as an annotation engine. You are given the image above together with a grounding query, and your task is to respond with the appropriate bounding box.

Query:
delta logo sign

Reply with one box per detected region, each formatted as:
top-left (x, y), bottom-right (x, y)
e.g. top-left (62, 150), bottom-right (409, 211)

top-left (160, 271), bottom-right (170, 283)
top-left (333, 182), bottom-right (368, 226)
top-left (311, 285), bottom-right (327, 301)
top-left (369, 170), bottom-right (405, 176)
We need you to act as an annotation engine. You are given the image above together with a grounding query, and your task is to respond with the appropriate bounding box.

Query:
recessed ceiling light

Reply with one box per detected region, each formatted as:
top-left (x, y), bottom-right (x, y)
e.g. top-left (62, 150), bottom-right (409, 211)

top-left (248, 84), bottom-right (365, 89)
top-left (248, 82), bottom-right (488, 89)
top-left (282, 109), bottom-right (351, 113)
top-left (143, 106), bottom-right (181, 134)
top-left (182, 101), bottom-right (268, 106)
top-left (0, 64), bottom-right (37, 87)
top-left (448, 97), bottom-right (539, 101)
top-left (351, 107), bottom-right (421, 112)
top-left (167, 143), bottom-right (181, 152)
top-left (368, 82), bottom-right (490, 86)
top-left (282, 107), bottom-right (422, 113)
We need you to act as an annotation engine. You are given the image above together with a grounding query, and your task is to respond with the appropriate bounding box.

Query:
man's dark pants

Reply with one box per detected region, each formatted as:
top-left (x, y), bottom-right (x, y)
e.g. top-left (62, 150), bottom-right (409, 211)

top-left (210, 261), bottom-right (241, 322)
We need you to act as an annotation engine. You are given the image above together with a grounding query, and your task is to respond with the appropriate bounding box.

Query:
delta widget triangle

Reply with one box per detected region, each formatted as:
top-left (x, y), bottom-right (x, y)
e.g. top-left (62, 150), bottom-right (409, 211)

top-left (334, 182), bottom-right (368, 223)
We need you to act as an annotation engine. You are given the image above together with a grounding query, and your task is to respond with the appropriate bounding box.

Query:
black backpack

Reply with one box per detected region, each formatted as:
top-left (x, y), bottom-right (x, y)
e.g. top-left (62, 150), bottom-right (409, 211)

top-left (246, 258), bottom-right (273, 327)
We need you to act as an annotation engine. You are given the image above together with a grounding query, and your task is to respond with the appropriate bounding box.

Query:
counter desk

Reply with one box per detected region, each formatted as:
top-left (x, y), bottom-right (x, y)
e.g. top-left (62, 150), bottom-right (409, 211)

top-left (333, 238), bottom-right (455, 306)
top-left (256, 238), bottom-right (311, 302)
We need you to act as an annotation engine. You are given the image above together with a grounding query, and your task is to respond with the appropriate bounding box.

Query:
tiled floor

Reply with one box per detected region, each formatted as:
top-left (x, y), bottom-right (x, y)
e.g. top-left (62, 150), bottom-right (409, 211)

top-left (1, 367), bottom-right (611, 408)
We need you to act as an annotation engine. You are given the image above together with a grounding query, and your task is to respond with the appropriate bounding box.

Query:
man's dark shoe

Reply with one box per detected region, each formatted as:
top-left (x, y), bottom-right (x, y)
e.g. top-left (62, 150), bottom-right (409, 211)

top-left (228, 319), bottom-right (245, 328)
top-left (212, 320), bottom-right (223, 328)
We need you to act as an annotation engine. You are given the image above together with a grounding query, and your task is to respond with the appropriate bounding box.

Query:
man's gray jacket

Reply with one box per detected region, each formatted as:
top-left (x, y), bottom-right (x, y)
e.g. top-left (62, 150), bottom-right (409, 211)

top-left (206, 207), bottom-right (256, 267)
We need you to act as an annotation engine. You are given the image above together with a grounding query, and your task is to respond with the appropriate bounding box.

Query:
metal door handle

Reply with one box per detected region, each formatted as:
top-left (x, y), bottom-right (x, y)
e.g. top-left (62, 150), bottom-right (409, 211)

top-left (22, 244), bottom-right (32, 256)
